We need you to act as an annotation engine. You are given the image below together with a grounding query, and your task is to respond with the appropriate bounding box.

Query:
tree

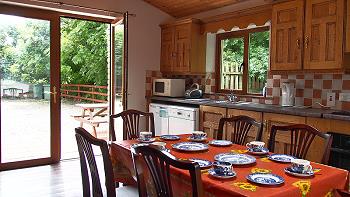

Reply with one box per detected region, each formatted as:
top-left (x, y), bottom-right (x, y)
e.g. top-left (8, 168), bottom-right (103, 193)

top-left (61, 18), bottom-right (109, 86)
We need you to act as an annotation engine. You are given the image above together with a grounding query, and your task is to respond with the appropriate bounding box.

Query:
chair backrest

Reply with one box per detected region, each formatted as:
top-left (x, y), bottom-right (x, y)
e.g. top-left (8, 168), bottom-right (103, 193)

top-left (75, 127), bottom-right (116, 197)
top-left (109, 109), bottom-right (155, 141)
top-left (131, 144), bottom-right (203, 197)
top-left (268, 124), bottom-right (333, 164)
top-left (217, 115), bottom-right (263, 145)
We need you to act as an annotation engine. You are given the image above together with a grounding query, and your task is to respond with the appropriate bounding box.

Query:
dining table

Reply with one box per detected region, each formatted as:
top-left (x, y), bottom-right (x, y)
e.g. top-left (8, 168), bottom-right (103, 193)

top-left (109, 134), bottom-right (349, 197)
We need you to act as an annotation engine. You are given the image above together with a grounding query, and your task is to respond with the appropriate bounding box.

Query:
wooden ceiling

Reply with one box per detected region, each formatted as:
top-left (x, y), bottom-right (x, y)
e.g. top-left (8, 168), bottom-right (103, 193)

top-left (143, 0), bottom-right (247, 18)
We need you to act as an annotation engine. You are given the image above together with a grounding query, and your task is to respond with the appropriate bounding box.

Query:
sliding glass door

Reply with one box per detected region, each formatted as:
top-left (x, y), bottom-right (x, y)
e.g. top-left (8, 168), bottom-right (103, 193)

top-left (0, 3), bottom-right (126, 169)
top-left (0, 5), bottom-right (60, 170)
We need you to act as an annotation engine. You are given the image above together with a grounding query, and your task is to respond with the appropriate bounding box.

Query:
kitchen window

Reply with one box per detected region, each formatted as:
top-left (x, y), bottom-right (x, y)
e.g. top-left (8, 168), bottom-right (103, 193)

top-left (216, 26), bottom-right (270, 95)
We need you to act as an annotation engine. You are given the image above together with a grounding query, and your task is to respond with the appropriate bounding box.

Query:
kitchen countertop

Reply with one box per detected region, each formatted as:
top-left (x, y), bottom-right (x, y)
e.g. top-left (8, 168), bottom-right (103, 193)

top-left (150, 96), bottom-right (350, 121)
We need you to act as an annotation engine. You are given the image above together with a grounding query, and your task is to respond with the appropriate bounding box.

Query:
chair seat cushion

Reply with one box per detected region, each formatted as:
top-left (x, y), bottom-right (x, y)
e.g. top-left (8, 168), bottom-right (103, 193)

top-left (116, 186), bottom-right (138, 197)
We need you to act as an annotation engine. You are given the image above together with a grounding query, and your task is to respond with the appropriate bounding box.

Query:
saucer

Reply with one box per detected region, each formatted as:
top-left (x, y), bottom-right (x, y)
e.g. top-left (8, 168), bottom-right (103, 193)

top-left (160, 135), bottom-right (180, 141)
top-left (246, 173), bottom-right (284, 185)
top-left (284, 167), bottom-right (314, 177)
top-left (188, 136), bottom-right (207, 142)
top-left (209, 140), bottom-right (232, 147)
top-left (268, 154), bottom-right (297, 163)
top-left (208, 168), bottom-right (236, 179)
top-left (137, 138), bottom-right (156, 143)
top-left (247, 147), bottom-right (269, 155)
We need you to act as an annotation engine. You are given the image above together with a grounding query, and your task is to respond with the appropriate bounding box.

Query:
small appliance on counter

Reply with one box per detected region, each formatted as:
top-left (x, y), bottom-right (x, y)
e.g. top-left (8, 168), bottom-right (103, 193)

top-left (184, 83), bottom-right (203, 99)
top-left (281, 81), bottom-right (295, 107)
top-left (153, 78), bottom-right (185, 97)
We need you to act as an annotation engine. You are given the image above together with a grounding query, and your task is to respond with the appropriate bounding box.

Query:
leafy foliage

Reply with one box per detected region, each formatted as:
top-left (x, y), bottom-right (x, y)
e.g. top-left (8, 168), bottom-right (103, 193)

top-left (221, 30), bottom-right (269, 93)
top-left (0, 17), bottom-right (123, 87)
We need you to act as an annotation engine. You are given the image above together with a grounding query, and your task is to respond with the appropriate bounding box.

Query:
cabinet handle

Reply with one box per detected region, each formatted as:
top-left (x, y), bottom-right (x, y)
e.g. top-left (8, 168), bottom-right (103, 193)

top-left (305, 36), bottom-right (309, 49)
top-left (296, 39), bottom-right (300, 49)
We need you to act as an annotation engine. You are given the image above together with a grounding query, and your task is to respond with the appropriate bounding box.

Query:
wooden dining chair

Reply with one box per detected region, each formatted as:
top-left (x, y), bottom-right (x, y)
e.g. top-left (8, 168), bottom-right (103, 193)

top-left (217, 115), bottom-right (263, 145)
top-left (268, 124), bottom-right (333, 164)
top-left (75, 127), bottom-right (138, 197)
top-left (131, 144), bottom-right (203, 197)
top-left (109, 109), bottom-right (155, 141)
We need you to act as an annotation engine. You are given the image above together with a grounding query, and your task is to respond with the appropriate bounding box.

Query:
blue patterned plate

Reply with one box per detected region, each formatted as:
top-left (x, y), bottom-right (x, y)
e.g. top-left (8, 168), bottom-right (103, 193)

top-left (247, 147), bottom-right (269, 155)
top-left (268, 154), bottom-right (297, 163)
top-left (160, 135), bottom-right (180, 141)
top-left (208, 168), bottom-right (236, 179)
top-left (137, 138), bottom-right (155, 143)
top-left (189, 158), bottom-right (212, 168)
top-left (172, 142), bottom-right (209, 152)
top-left (214, 153), bottom-right (256, 165)
top-left (247, 173), bottom-right (284, 185)
top-left (284, 167), bottom-right (314, 177)
top-left (187, 136), bottom-right (207, 142)
top-left (209, 140), bottom-right (232, 147)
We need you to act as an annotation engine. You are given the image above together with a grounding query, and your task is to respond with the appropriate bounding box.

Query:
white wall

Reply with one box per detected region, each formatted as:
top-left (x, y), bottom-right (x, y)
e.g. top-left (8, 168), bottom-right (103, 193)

top-left (1, 0), bottom-right (173, 111)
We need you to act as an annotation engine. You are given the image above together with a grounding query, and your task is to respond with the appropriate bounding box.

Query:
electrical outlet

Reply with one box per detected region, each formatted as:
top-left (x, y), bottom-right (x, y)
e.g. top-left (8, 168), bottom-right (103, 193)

top-left (327, 92), bottom-right (336, 107)
top-left (339, 93), bottom-right (350, 101)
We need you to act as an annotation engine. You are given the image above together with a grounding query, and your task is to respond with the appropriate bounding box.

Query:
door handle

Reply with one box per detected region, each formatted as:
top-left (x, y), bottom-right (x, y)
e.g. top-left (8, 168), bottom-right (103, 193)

top-left (50, 86), bottom-right (57, 104)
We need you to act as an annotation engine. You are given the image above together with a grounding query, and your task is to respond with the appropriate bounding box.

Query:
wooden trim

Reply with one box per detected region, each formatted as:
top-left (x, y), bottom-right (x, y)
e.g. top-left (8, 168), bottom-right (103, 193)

top-left (160, 18), bottom-right (201, 28)
top-left (1, 158), bottom-right (53, 171)
top-left (51, 16), bottom-right (61, 163)
top-left (201, 5), bottom-right (272, 34)
top-left (122, 12), bottom-right (128, 110)
top-left (215, 26), bottom-right (270, 95)
top-left (110, 25), bottom-right (116, 115)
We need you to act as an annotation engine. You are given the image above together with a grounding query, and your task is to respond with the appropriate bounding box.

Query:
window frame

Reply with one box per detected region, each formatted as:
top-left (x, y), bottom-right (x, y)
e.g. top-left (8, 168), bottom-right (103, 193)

top-left (215, 26), bottom-right (270, 95)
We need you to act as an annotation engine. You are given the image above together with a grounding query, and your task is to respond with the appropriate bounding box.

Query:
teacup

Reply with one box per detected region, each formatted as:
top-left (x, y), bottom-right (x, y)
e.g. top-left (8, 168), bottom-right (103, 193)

top-left (246, 141), bottom-right (265, 152)
top-left (152, 142), bottom-right (166, 150)
top-left (140, 131), bottom-right (152, 141)
top-left (192, 131), bottom-right (207, 139)
top-left (213, 161), bottom-right (232, 175)
top-left (291, 159), bottom-right (313, 174)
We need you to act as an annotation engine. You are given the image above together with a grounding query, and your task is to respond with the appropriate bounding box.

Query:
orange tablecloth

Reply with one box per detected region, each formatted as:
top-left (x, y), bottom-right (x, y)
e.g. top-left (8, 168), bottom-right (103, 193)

top-left (109, 135), bottom-right (349, 197)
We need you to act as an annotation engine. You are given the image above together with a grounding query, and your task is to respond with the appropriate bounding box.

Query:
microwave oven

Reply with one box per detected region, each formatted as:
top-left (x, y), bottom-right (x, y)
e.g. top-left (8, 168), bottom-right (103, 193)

top-left (153, 79), bottom-right (185, 97)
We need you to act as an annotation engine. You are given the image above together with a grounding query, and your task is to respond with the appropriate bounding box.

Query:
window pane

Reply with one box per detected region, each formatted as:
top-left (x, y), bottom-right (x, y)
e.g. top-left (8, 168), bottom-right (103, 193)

top-left (220, 37), bottom-right (244, 90)
top-left (248, 31), bottom-right (269, 94)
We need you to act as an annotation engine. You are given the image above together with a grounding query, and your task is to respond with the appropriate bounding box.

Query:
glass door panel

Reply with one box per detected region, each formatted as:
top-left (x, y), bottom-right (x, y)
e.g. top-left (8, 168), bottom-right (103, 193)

top-left (220, 37), bottom-right (245, 91)
top-left (0, 14), bottom-right (51, 163)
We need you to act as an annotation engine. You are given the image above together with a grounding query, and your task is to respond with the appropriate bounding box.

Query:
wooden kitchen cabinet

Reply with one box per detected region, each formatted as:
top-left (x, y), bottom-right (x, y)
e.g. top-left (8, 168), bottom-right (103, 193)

top-left (263, 113), bottom-right (306, 155)
top-left (160, 19), bottom-right (205, 74)
top-left (304, 0), bottom-right (344, 70)
top-left (227, 109), bottom-right (263, 144)
top-left (306, 117), bottom-right (331, 163)
top-left (270, 0), bottom-right (304, 71)
top-left (199, 106), bottom-right (226, 139)
top-left (271, 0), bottom-right (350, 71)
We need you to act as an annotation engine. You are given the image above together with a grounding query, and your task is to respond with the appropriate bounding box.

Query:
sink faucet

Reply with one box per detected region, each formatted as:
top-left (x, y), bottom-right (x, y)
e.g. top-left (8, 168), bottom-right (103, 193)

top-left (227, 92), bottom-right (238, 102)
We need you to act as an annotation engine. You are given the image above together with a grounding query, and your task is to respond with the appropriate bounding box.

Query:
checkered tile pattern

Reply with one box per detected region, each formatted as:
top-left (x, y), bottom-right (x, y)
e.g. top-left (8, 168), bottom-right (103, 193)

top-left (266, 74), bottom-right (350, 110)
top-left (145, 71), bottom-right (350, 110)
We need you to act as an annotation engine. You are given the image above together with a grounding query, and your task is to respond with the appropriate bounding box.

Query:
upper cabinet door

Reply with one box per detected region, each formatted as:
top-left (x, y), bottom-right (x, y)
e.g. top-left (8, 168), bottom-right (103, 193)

top-left (271, 0), bottom-right (304, 71)
top-left (304, 0), bottom-right (344, 69)
top-left (173, 24), bottom-right (191, 72)
top-left (160, 27), bottom-right (174, 72)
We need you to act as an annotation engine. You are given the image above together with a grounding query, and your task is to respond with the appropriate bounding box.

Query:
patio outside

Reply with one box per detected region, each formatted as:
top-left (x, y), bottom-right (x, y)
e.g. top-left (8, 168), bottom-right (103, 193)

top-left (0, 15), bottom-right (124, 162)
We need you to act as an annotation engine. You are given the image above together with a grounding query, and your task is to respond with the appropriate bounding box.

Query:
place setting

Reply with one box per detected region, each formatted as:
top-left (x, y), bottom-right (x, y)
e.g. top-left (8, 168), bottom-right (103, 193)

top-left (268, 154), bottom-right (297, 163)
top-left (159, 134), bottom-right (180, 141)
top-left (246, 141), bottom-right (269, 155)
top-left (214, 152), bottom-right (256, 166)
top-left (187, 131), bottom-right (208, 142)
top-left (246, 173), bottom-right (285, 186)
top-left (284, 158), bottom-right (315, 177)
top-left (137, 131), bottom-right (155, 143)
top-left (207, 161), bottom-right (236, 179)
top-left (209, 139), bottom-right (232, 147)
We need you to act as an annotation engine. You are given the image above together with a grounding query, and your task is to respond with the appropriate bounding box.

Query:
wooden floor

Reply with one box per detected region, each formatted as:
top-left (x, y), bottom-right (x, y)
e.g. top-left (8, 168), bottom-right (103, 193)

top-left (0, 157), bottom-right (137, 197)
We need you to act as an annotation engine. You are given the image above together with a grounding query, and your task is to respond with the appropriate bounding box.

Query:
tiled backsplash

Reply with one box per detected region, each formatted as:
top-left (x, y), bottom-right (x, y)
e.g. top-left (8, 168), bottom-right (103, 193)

top-left (266, 73), bottom-right (350, 110)
top-left (145, 70), bottom-right (350, 110)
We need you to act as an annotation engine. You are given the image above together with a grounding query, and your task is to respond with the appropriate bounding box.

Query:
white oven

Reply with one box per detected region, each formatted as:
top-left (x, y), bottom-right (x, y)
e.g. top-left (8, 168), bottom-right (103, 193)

top-left (153, 78), bottom-right (185, 97)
